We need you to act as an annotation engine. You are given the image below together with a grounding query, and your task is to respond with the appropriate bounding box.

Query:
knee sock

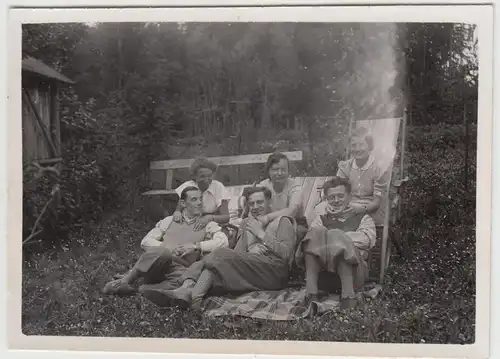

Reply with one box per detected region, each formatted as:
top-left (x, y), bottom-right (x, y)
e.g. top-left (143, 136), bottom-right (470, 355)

top-left (304, 254), bottom-right (320, 295)
top-left (337, 260), bottom-right (355, 298)
top-left (190, 269), bottom-right (214, 299)
top-left (181, 279), bottom-right (195, 288)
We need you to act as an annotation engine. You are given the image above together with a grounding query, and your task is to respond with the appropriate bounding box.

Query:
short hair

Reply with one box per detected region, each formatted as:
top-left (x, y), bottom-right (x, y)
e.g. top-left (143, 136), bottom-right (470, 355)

top-left (264, 152), bottom-right (290, 176)
top-left (323, 177), bottom-right (351, 195)
top-left (189, 157), bottom-right (217, 177)
top-left (180, 186), bottom-right (200, 200)
top-left (351, 127), bottom-right (374, 151)
top-left (242, 186), bottom-right (272, 201)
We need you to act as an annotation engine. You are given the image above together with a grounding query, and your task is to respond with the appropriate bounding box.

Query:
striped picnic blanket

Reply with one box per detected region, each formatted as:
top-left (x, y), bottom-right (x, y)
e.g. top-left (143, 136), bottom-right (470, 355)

top-left (202, 285), bottom-right (382, 321)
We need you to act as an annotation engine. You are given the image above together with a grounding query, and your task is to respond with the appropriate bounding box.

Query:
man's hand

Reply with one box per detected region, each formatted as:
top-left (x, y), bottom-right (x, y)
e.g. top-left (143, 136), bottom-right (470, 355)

top-left (173, 244), bottom-right (198, 257)
top-left (173, 211), bottom-right (182, 222)
top-left (193, 215), bottom-right (212, 231)
top-left (246, 216), bottom-right (266, 240)
top-left (172, 246), bottom-right (184, 256)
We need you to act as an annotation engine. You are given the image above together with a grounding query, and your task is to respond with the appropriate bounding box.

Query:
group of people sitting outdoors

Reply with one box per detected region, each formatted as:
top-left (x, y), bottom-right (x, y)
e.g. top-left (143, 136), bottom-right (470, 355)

top-left (103, 127), bottom-right (390, 313)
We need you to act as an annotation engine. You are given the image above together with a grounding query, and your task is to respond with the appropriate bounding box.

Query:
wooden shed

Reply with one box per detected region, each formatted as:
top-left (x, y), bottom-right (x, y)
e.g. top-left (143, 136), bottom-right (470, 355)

top-left (22, 56), bottom-right (74, 163)
top-left (22, 57), bottom-right (74, 245)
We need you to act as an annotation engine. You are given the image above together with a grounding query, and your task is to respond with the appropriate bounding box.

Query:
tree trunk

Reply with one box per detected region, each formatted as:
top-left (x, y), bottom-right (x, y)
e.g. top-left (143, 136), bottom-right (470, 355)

top-left (260, 80), bottom-right (271, 130)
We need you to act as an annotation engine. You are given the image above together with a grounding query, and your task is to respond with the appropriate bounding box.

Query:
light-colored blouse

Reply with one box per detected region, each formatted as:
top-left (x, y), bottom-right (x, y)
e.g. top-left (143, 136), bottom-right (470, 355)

top-left (175, 179), bottom-right (230, 214)
top-left (258, 177), bottom-right (303, 217)
top-left (336, 154), bottom-right (390, 225)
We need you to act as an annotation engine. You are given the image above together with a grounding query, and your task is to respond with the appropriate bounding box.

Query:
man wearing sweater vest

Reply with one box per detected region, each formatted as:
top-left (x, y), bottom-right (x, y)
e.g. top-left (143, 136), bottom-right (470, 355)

top-left (140, 186), bottom-right (297, 310)
top-left (295, 177), bottom-right (376, 310)
top-left (102, 186), bottom-right (229, 296)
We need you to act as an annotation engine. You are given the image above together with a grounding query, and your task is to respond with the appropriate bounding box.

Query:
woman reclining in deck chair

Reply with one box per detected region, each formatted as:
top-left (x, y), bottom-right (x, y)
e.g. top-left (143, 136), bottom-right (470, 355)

top-left (140, 186), bottom-right (298, 309)
top-left (173, 157), bottom-right (231, 230)
top-left (332, 127), bottom-right (390, 226)
top-left (296, 177), bottom-right (376, 311)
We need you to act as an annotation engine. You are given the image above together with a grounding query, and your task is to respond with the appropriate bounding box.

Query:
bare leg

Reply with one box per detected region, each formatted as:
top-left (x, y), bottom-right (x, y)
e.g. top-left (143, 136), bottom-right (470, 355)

top-left (337, 259), bottom-right (358, 309)
top-left (304, 253), bottom-right (321, 295)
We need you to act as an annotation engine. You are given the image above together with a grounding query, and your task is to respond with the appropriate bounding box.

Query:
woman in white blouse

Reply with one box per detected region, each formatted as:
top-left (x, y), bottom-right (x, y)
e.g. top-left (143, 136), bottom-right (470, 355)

top-left (173, 158), bottom-right (231, 230)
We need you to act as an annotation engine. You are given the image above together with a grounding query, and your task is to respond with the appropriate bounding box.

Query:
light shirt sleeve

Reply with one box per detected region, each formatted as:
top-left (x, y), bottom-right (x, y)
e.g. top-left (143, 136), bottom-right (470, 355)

top-left (310, 214), bottom-right (324, 228)
top-left (288, 182), bottom-right (303, 210)
top-left (345, 214), bottom-right (376, 250)
top-left (140, 216), bottom-right (173, 251)
top-left (199, 221), bottom-right (229, 253)
top-left (336, 160), bottom-right (351, 180)
top-left (212, 180), bottom-right (231, 207)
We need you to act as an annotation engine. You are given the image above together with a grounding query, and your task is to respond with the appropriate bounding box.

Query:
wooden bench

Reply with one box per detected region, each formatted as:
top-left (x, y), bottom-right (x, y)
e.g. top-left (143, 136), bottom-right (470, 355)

top-left (141, 151), bottom-right (305, 221)
top-left (142, 151), bottom-right (304, 196)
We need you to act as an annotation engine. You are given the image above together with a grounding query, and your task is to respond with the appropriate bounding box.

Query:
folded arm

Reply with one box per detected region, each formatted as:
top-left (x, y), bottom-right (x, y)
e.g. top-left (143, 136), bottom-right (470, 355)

top-left (264, 185), bottom-right (302, 223)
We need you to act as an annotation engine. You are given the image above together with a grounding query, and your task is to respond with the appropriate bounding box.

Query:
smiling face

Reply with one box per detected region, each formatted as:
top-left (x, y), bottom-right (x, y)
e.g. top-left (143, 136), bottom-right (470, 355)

top-left (195, 167), bottom-right (214, 192)
top-left (268, 159), bottom-right (289, 186)
top-left (325, 185), bottom-right (351, 213)
top-left (180, 189), bottom-right (203, 217)
top-left (247, 191), bottom-right (271, 217)
top-left (350, 136), bottom-right (371, 161)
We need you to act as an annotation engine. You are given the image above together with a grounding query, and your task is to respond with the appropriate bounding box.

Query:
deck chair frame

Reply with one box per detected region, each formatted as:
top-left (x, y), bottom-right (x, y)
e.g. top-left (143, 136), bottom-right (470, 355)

top-left (347, 109), bottom-right (409, 283)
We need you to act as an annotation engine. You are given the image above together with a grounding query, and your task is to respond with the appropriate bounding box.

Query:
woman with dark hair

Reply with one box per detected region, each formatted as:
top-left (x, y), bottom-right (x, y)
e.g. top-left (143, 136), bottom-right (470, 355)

top-left (254, 152), bottom-right (303, 226)
top-left (335, 127), bottom-right (390, 225)
top-left (173, 157), bottom-right (230, 230)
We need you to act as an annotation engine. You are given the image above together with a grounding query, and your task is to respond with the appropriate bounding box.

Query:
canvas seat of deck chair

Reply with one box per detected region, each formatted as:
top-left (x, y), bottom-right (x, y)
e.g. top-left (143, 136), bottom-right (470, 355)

top-left (310, 112), bottom-right (409, 284)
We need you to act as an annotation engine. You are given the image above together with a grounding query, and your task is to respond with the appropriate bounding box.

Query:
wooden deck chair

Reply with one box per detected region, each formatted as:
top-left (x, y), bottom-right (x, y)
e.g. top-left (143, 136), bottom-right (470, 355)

top-left (306, 111), bottom-right (409, 284)
top-left (349, 110), bottom-right (409, 283)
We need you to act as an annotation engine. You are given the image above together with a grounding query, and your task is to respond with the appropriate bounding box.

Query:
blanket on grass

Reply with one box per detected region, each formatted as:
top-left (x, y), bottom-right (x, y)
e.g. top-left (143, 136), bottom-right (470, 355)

top-left (201, 284), bottom-right (382, 321)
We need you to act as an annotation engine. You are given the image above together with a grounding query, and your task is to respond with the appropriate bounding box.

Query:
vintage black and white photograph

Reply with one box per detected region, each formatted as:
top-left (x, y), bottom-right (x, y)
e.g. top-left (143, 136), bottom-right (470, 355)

top-left (8, 4), bottom-right (493, 357)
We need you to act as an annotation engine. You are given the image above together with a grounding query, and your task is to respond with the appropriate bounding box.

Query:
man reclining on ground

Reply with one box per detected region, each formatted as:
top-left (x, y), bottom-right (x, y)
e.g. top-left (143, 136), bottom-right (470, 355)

top-left (296, 177), bottom-right (376, 311)
top-left (140, 186), bottom-right (298, 309)
top-left (102, 186), bottom-right (229, 295)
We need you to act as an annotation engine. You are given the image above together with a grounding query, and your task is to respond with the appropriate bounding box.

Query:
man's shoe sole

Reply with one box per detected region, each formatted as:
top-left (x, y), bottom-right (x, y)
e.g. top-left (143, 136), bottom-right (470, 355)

top-left (141, 289), bottom-right (190, 308)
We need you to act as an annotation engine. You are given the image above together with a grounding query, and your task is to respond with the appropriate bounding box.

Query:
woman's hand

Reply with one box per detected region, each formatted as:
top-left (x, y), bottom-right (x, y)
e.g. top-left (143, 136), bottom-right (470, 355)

top-left (193, 215), bottom-right (212, 231)
top-left (173, 211), bottom-right (182, 222)
top-left (256, 215), bottom-right (270, 227)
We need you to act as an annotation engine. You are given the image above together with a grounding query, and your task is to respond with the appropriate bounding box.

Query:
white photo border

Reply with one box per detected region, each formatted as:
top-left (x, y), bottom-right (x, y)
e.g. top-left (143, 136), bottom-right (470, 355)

top-left (5, 4), bottom-right (494, 359)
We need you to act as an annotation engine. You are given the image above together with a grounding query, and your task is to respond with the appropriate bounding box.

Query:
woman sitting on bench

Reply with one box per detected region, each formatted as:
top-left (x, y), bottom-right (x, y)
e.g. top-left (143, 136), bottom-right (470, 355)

top-left (239, 152), bottom-right (305, 234)
top-left (173, 157), bottom-right (231, 230)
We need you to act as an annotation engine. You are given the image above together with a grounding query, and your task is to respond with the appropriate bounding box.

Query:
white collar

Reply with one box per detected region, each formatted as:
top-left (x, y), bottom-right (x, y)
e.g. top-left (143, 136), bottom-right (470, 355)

top-left (352, 154), bottom-right (374, 171)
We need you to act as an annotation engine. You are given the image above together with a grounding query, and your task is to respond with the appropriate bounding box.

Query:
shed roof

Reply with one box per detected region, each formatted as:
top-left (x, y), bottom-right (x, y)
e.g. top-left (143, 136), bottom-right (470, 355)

top-left (22, 57), bottom-right (75, 84)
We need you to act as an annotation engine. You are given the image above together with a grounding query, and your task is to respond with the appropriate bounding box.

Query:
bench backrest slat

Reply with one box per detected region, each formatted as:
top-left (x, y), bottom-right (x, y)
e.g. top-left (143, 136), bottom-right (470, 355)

top-left (150, 151), bottom-right (303, 170)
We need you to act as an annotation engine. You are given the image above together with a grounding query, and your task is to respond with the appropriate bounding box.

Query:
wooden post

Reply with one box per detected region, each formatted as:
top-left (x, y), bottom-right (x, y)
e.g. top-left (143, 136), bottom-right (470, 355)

top-left (165, 169), bottom-right (173, 190)
top-left (400, 109), bottom-right (407, 183)
top-left (346, 111), bottom-right (354, 160)
top-left (50, 83), bottom-right (61, 156)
